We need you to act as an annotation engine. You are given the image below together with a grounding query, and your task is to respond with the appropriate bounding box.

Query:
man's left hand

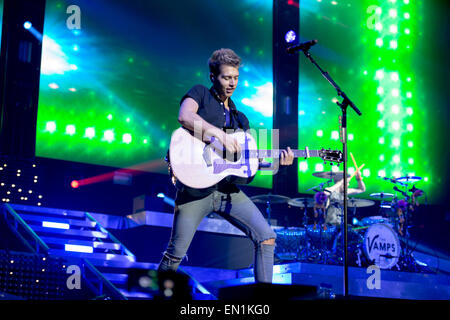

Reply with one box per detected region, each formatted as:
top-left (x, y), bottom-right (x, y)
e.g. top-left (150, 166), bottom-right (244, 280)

top-left (280, 147), bottom-right (294, 166)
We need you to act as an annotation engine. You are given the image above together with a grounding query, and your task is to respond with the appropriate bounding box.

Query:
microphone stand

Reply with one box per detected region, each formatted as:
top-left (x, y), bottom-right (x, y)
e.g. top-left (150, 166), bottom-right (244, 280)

top-left (299, 47), bottom-right (362, 298)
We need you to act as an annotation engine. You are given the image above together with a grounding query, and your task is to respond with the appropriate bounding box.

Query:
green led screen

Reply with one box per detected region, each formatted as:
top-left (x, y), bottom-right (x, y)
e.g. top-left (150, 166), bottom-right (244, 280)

top-left (36, 0), bottom-right (445, 203)
top-left (36, 0), bottom-right (273, 188)
top-left (297, 0), bottom-right (441, 203)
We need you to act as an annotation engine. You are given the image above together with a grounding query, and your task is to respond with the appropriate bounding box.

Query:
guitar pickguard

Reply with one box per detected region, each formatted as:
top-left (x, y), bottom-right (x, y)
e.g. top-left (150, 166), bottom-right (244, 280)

top-left (211, 133), bottom-right (253, 177)
top-left (202, 144), bottom-right (212, 167)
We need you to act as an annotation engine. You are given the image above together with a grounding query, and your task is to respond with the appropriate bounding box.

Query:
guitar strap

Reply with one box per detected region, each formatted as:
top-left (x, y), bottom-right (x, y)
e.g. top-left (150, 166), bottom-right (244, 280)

top-left (209, 86), bottom-right (244, 131)
top-left (230, 108), bottom-right (244, 131)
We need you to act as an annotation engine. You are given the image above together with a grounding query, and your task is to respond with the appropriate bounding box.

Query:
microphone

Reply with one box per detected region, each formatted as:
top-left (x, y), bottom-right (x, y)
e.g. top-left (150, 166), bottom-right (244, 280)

top-left (286, 39), bottom-right (318, 54)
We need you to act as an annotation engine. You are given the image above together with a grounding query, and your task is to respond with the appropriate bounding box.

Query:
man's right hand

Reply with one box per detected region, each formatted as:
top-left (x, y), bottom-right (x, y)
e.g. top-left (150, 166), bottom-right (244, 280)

top-left (219, 132), bottom-right (241, 154)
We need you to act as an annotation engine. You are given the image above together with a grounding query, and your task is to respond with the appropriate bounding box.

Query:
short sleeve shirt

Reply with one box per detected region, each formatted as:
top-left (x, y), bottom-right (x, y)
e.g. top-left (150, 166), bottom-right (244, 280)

top-left (175, 85), bottom-right (251, 205)
top-left (180, 84), bottom-right (250, 131)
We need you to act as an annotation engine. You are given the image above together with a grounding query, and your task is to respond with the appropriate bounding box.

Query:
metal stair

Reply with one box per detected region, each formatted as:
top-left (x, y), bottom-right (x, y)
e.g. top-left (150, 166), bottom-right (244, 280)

top-left (1, 203), bottom-right (217, 300)
top-left (1, 203), bottom-right (151, 299)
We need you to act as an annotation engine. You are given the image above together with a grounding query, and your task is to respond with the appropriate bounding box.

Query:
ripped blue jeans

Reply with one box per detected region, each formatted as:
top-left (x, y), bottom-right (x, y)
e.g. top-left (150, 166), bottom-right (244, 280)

top-left (158, 190), bottom-right (277, 283)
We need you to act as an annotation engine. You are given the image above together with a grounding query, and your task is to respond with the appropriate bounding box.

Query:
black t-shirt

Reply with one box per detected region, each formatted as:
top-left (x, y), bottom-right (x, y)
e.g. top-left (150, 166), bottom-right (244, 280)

top-left (174, 84), bottom-right (251, 205)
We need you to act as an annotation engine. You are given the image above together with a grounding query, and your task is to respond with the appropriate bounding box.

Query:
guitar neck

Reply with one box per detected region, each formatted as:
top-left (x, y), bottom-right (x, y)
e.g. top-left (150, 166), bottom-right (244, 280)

top-left (250, 149), bottom-right (320, 159)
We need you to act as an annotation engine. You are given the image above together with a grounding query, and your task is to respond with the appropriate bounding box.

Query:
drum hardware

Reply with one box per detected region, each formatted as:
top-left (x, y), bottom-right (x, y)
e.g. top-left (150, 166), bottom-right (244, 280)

top-left (380, 201), bottom-right (393, 209)
top-left (250, 193), bottom-right (291, 225)
top-left (351, 225), bottom-right (369, 230)
top-left (328, 198), bottom-right (374, 229)
top-left (331, 198), bottom-right (375, 208)
top-left (355, 248), bottom-right (362, 267)
top-left (360, 216), bottom-right (392, 227)
top-left (379, 176), bottom-right (408, 187)
top-left (330, 225), bottom-right (366, 267)
top-left (250, 193), bottom-right (291, 204)
top-left (274, 227), bottom-right (308, 261)
top-left (287, 197), bottom-right (315, 208)
top-left (284, 195), bottom-right (334, 263)
top-left (305, 224), bottom-right (336, 264)
top-left (386, 176), bottom-right (424, 256)
top-left (288, 197), bottom-right (315, 227)
top-left (307, 182), bottom-right (329, 193)
top-left (312, 171), bottom-right (350, 181)
top-left (375, 175), bottom-right (428, 271)
top-left (256, 176), bottom-right (427, 272)
top-left (396, 176), bottom-right (422, 184)
top-left (393, 186), bottom-right (409, 198)
top-left (369, 192), bottom-right (395, 200)
top-left (370, 192), bottom-right (397, 221)
top-left (362, 223), bottom-right (401, 269)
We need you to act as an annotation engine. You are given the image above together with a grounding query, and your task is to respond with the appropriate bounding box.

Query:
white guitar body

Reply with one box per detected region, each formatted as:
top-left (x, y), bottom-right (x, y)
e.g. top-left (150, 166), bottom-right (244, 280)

top-left (168, 127), bottom-right (343, 189)
top-left (169, 127), bottom-right (259, 189)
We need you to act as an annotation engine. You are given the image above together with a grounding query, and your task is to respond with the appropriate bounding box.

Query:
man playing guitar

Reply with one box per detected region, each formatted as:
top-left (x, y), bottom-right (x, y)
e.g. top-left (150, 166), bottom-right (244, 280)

top-left (158, 48), bottom-right (294, 283)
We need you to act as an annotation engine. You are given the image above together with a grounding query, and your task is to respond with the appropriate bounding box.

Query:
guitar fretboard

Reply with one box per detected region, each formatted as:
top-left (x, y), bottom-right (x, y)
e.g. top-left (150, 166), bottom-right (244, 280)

top-left (249, 149), bottom-right (320, 159)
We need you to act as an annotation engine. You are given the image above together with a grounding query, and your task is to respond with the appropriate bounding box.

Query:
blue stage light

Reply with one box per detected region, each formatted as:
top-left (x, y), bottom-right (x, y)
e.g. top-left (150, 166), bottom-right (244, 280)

top-left (65, 244), bottom-right (93, 253)
top-left (42, 221), bottom-right (70, 230)
top-left (157, 192), bottom-right (165, 198)
top-left (23, 21), bottom-right (32, 30)
top-left (285, 30), bottom-right (297, 43)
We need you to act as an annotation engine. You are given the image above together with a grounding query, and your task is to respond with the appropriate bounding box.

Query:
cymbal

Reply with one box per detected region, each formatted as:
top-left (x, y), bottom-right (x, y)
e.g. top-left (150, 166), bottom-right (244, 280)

top-left (331, 199), bottom-right (375, 208)
top-left (312, 171), bottom-right (350, 180)
top-left (250, 194), bottom-right (291, 204)
top-left (396, 176), bottom-right (422, 183)
top-left (288, 197), bottom-right (315, 208)
top-left (370, 192), bottom-right (394, 199)
top-left (348, 199), bottom-right (375, 207)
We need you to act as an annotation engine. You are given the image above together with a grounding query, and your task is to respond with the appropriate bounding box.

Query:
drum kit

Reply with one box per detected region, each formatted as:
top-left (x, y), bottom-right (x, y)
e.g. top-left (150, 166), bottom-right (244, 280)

top-left (250, 171), bottom-right (426, 271)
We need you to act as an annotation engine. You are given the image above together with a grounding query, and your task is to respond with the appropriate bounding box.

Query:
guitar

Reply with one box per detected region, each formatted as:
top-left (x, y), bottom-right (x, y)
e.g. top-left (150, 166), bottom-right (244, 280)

top-left (168, 127), bottom-right (343, 189)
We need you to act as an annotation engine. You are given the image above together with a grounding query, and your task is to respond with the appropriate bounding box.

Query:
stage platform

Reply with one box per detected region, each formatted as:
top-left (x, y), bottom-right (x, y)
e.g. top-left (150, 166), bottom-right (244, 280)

top-left (2, 204), bottom-right (449, 300)
top-left (88, 207), bottom-right (450, 300)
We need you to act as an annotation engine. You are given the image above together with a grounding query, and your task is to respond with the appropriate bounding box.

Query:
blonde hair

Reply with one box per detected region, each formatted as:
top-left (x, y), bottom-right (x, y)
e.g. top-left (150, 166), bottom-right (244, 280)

top-left (208, 48), bottom-right (241, 76)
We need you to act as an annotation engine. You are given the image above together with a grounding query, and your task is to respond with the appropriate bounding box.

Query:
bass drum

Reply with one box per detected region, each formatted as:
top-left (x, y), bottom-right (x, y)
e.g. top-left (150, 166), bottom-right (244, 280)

top-left (361, 216), bottom-right (392, 227)
top-left (274, 227), bottom-right (307, 261)
top-left (363, 223), bottom-right (401, 269)
top-left (332, 227), bottom-right (367, 267)
top-left (306, 224), bottom-right (336, 251)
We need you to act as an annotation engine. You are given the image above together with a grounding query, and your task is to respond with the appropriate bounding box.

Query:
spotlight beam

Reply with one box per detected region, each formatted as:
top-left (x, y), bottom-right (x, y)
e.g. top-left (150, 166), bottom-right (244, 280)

top-left (23, 21), bottom-right (43, 42)
top-left (72, 159), bottom-right (165, 188)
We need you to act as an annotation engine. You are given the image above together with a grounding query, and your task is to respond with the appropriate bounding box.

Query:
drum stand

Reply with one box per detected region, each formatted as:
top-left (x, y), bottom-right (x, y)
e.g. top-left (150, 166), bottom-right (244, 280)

top-left (308, 205), bottom-right (326, 264)
top-left (307, 226), bottom-right (330, 264)
top-left (329, 207), bottom-right (347, 265)
top-left (392, 185), bottom-right (421, 271)
top-left (317, 229), bottom-right (330, 264)
top-left (301, 206), bottom-right (308, 227)
top-left (265, 200), bottom-right (272, 225)
top-left (398, 207), bottom-right (421, 271)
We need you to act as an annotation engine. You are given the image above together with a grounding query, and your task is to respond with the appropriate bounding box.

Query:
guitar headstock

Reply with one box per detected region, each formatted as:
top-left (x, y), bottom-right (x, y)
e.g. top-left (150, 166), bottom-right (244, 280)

top-left (319, 149), bottom-right (343, 163)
